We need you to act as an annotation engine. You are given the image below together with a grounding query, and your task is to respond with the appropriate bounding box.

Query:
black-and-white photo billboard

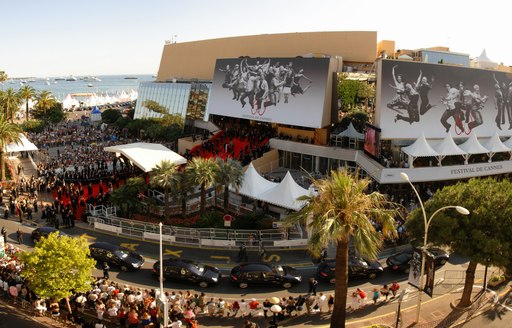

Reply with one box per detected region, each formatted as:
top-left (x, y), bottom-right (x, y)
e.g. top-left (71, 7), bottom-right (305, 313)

top-left (376, 59), bottom-right (512, 139)
top-left (207, 57), bottom-right (331, 128)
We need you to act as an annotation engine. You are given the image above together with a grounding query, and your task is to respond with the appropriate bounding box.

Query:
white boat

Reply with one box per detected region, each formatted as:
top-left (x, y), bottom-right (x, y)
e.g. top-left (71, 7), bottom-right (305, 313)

top-left (66, 75), bottom-right (78, 81)
top-left (87, 83), bottom-right (94, 88)
top-left (84, 76), bottom-right (101, 82)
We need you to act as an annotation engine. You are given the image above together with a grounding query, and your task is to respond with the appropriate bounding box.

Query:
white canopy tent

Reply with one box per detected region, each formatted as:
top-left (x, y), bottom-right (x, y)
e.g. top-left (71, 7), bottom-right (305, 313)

top-left (503, 136), bottom-right (512, 150)
top-left (331, 122), bottom-right (365, 148)
top-left (231, 162), bottom-right (278, 198)
top-left (458, 134), bottom-right (490, 164)
top-left (482, 132), bottom-right (511, 162)
top-left (256, 171), bottom-right (310, 211)
top-left (430, 134), bottom-right (467, 166)
top-left (401, 133), bottom-right (439, 168)
top-left (6, 134), bottom-right (38, 153)
top-left (104, 142), bottom-right (187, 172)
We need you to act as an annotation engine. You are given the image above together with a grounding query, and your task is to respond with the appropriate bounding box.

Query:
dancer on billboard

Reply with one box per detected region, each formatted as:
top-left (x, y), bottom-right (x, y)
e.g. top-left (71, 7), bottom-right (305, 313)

top-left (493, 74), bottom-right (508, 130)
top-left (466, 84), bottom-right (488, 130)
top-left (387, 65), bottom-right (409, 111)
top-left (440, 83), bottom-right (465, 133)
top-left (291, 69), bottom-right (313, 95)
top-left (507, 83), bottom-right (512, 129)
top-left (394, 83), bottom-right (420, 124)
top-left (415, 70), bottom-right (434, 115)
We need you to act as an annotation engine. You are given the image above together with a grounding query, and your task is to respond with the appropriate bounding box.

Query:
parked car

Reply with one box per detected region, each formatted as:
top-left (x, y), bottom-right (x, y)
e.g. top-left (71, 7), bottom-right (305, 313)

top-left (386, 248), bottom-right (449, 273)
top-left (152, 259), bottom-right (221, 288)
top-left (89, 242), bottom-right (144, 272)
top-left (31, 227), bottom-right (68, 243)
top-left (230, 263), bottom-right (302, 289)
top-left (317, 257), bottom-right (384, 283)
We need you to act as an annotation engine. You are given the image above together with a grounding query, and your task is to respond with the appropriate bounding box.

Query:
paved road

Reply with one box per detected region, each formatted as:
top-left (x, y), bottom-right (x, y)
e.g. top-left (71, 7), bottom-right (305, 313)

top-left (0, 301), bottom-right (52, 328)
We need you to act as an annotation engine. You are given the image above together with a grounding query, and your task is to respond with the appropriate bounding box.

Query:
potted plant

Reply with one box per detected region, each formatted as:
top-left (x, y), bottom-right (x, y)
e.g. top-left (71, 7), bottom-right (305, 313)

top-left (488, 272), bottom-right (507, 287)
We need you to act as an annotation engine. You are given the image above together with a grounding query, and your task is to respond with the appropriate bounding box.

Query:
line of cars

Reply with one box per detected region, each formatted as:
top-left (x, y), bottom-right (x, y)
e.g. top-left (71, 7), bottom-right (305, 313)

top-left (30, 227), bottom-right (449, 289)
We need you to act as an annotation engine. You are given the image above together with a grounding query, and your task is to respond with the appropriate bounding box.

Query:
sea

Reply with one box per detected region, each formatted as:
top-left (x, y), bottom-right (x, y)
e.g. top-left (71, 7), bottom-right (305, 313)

top-left (3, 74), bottom-right (155, 102)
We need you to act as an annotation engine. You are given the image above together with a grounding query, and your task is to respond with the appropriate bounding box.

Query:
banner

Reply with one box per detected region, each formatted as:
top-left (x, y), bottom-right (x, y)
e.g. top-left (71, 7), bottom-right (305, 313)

top-left (377, 59), bottom-right (512, 138)
top-left (408, 247), bottom-right (422, 289)
top-left (424, 252), bottom-right (436, 297)
top-left (208, 57), bottom-right (331, 128)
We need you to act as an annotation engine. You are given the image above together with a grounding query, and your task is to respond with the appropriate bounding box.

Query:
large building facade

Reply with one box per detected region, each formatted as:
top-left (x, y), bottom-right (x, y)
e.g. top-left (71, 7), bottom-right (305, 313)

top-left (135, 31), bottom-right (512, 186)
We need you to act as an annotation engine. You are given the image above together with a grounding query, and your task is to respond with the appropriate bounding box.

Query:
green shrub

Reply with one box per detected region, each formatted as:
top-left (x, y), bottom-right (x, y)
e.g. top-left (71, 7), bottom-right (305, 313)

top-left (196, 210), bottom-right (224, 228)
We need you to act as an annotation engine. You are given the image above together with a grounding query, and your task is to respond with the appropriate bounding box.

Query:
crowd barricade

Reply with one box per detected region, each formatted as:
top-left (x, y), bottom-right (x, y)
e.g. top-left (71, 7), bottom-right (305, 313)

top-left (87, 216), bottom-right (308, 250)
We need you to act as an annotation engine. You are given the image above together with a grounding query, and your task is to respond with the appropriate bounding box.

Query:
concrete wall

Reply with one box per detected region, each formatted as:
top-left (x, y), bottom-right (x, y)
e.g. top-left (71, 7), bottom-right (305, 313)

top-left (157, 31), bottom-right (377, 81)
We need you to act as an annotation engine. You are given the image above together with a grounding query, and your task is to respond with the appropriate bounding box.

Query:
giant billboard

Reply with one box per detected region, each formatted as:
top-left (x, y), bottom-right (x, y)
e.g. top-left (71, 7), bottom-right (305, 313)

top-left (207, 57), bottom-right (331, 128)
top-left (376, 59), bottom-right (512, 139)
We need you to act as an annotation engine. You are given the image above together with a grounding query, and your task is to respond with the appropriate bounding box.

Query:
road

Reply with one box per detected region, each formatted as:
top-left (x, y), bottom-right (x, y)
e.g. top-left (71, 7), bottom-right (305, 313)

top-left (0, 301), bottom-right (51, 328)
top-left (1, 214), bottom-right (481, 305)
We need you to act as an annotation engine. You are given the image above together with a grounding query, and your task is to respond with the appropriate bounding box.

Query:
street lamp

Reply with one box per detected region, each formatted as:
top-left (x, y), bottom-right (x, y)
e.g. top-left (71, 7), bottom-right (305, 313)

top-left (159, 222), bottom-right (169, 327)
top-left (400, 172), bottom-right (470, 324)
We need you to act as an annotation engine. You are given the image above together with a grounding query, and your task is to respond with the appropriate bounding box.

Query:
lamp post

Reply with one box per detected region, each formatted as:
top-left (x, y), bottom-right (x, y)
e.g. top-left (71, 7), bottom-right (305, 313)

top-left (159, 222), bottom-right (169, 327)
top-left (400, 172), bottom-right (470, 324)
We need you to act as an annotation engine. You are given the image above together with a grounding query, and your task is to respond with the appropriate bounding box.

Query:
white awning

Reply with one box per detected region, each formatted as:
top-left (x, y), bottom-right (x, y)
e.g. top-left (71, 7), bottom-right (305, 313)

top-left (6, 134), bottom-right (38, 153)
top-left (336, 122), bottom-right (365, 140)
top-left (458, 134), bottom-right (489, 154)
top-left (232, 162), bottom-right (278, 198)
top-left (401, 134), bottom-right (439, 158)
top-left (104, 142), bottom-right (187, 172)
top-left (256, 171), bottom-right (310, 211)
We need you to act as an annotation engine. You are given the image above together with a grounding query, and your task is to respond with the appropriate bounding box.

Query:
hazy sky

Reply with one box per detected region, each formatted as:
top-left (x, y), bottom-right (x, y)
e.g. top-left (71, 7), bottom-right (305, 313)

top-left (3, 0), bottom-right (511, 77)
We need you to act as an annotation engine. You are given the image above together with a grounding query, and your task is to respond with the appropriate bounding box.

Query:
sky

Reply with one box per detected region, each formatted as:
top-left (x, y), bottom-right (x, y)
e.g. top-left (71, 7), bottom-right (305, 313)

top-left (3, 0), bottom-right (512, 78)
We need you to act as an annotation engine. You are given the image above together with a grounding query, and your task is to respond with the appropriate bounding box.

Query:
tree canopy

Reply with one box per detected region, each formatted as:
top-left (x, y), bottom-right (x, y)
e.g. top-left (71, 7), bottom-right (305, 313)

top-left (19, 232), bottom-right (96, 301)
top-left (405, 177), bottom-right (512, 306)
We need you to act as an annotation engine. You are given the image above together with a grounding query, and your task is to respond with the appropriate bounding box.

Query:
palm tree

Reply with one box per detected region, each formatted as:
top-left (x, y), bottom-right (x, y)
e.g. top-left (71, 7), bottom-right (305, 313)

top-left (0, 115), bottom-right (23, 180)
top-left (34, 90), bottom-right (57, 115)
top-left (215, 158), bottom-right (244, 213)
top-left (149, 160), bottom-right (178, 222)
top-left (187, 157), bottom-right (218, 214)
top-left (172, 170), bottom-right (194, 217)
top-left (285, 169), bottom-right (399, 328)
top-left (17, 85), bottom-right (36, 122)
top-left (0, 87), bottom-right (21, 122)
top-left (0, 71), bottom-right (7, 89)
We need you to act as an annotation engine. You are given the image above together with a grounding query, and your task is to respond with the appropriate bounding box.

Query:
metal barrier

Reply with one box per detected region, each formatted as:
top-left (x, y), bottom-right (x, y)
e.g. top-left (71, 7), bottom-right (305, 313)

top-left (443, 270), bottom-right (486, 285)
top-left (88, 215), bottom-right (306, 249)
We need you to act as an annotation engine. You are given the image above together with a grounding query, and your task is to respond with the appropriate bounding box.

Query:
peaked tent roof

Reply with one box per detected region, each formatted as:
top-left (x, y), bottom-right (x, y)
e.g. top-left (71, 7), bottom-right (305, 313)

top-left (91, 106), bottom-right (102, 114)
top-left (256, 171), bottom-right (310, 211)
top-left (104, 142), bottom-right (187, 172)
top-left (336, 122), bottom-right (365, 140)
top-left (476, 48), bottom-right (492, 62)
top-left (431, 134), bottom-right (467, 156)
top-left (457, 134), bottom-right (489, 154)
top-left (401, 134), bottom-right (439, 157)
top-left (6, 134), bottom-right (38, 152)
top-left (502, 136), bottom-right (512, 149)
top-left (232, 162), bottom-right (278, 198)
top-left (482, 132), bottom-right (511, 153)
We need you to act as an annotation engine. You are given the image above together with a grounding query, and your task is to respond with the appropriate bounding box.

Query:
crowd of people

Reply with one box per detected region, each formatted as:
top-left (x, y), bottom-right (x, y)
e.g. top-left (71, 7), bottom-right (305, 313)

top-left (1, 244), bottom-right (404, 328)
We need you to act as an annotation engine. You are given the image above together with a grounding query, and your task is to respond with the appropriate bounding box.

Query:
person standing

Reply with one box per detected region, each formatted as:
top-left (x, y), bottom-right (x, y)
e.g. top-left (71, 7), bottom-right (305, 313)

top-left (372, 288), bottom-right (380, 304)
top-left (390, 281), bottom-right (400, 298)
top-left (102, 262), bottom-right (110, 280)
top-left (1, 226), bottom-right (6, 242)
top-left (357, 288), bottom-right (367, 308)
top-left (16, 228), bottom-right (23, 244)
top-left (238, 244), bottom-right (248, 262)
top-left (380, 284), bottom-right (390, 301)
top-left (308, 277), bottom-right (318, 295)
